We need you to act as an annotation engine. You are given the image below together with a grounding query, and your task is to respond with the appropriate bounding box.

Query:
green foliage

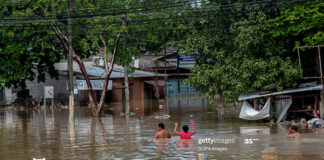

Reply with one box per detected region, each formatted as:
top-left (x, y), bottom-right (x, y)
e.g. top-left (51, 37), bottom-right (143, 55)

top-left (0, 0), bottom-right (157, 89)
top-left (270, 1), bottom-right (324, 47)
top-left (174, 5), bottom-right (301, 102)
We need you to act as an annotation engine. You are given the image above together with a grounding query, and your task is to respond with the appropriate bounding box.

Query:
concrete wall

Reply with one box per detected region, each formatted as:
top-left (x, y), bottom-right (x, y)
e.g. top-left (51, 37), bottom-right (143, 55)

top-left (26, 74), bottom-right (84, 106)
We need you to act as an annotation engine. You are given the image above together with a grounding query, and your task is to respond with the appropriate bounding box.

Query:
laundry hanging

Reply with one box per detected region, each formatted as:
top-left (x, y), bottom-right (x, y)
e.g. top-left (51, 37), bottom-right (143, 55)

top-left (239, 98), bottom-right (271, 120)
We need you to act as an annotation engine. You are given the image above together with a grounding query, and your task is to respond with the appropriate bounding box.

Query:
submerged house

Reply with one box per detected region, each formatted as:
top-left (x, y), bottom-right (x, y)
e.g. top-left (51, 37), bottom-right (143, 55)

top-left (137, 48), bottom-right (197, 96)
top-left (238, 82), bottom-right (324, 122)
top-left (1, 59), bottom-right (168, 115)
top-left (239, 45), bottom-right (324, 122)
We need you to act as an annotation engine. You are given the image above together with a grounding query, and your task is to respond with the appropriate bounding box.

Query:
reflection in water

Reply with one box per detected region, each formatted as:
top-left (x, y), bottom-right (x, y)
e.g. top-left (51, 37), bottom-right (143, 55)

top-left (69, 110), bottom-right (76, 160)
top-left (0, 96), bottom-right (324, 159)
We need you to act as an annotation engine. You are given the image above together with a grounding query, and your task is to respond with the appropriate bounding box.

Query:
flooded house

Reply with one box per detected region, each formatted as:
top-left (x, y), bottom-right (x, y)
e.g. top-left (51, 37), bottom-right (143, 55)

top-left (137, 48), bottom-right (197, 96)
top-left (1, 58), bottom-right (168, 116)
top-left (238, 82), bottom-right (324, 122)
top-left (239, 46), bottom-right (324, 122)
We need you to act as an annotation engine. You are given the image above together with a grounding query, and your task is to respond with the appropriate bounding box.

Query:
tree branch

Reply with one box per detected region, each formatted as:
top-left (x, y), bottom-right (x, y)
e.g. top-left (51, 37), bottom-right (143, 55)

top-left (96, 34), bottom-right (121, 116)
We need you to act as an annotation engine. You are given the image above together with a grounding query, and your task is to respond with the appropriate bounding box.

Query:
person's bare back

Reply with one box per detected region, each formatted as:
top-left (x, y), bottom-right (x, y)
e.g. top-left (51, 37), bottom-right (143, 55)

top-left (154, 129), bottom-right (171, 138)
top-left (153, 123), bottom-right (171, 139)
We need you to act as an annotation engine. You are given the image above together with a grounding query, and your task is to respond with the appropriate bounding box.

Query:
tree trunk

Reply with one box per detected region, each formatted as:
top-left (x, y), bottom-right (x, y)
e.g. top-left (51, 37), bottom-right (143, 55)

top-left (52, 24), bottom-right (121, 117)
top-left (95, 34), bottom-right (121, 117)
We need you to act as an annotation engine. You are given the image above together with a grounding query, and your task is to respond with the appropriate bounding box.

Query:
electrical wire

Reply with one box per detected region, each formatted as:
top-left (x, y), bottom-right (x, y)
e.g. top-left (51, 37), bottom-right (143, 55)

top-left (0, 1), bottom-right (320, 29)
top-left (0, 0), bottom-right (311, 21)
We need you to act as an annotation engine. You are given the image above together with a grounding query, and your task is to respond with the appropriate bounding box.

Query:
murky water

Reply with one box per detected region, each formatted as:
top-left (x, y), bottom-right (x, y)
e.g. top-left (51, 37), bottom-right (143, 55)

top-left (1, 96), bottom-right (324, 160)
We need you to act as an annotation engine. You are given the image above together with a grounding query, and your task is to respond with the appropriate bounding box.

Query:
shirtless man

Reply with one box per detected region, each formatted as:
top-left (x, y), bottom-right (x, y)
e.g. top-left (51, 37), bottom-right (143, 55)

top-left (153, 123), bottom-right (171, 139)
top-left (286, 125), bottom-right (300, 139)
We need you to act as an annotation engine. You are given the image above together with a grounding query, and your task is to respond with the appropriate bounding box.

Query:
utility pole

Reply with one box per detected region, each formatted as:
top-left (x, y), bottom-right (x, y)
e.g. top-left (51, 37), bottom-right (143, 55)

top-left (67, 0), bottom-right (74, 121)
top-left (164, 47), bottom-right (168, 114)
top-left (122, 17), bottom-right (130, 116)
top-left (177, 51), bottom-right (180, 93)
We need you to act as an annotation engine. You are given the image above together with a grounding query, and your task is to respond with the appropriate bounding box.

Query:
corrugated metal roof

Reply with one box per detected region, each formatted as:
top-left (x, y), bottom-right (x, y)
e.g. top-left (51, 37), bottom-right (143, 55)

top-left (238, 84), bottom-right (323, 101)
top-left (54, 62), bottom-right (167, 79)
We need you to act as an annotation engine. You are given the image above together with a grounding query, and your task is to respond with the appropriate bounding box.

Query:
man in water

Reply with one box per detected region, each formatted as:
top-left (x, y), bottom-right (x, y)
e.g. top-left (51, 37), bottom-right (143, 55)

top-left (286, 125), bottom-right (300, 139)
top-left (153, 123), bottom-right (171, 139)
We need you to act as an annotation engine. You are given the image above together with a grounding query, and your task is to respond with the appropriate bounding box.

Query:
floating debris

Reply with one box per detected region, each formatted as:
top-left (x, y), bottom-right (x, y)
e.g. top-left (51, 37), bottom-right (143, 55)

top-left (154, 114), bottom-right (171, 119)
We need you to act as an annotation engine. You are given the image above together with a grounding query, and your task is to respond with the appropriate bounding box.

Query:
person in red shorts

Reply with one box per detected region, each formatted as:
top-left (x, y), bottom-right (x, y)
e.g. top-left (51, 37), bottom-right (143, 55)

top-left (173, 120), bottom-right (196, 139)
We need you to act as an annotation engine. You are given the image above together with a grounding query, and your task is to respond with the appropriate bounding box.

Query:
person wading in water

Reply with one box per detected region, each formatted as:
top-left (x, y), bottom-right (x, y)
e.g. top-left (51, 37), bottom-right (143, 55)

top-left (153, 123), bottom-right (171, 139)
top-left (174, 120), bottom-right (196, 139)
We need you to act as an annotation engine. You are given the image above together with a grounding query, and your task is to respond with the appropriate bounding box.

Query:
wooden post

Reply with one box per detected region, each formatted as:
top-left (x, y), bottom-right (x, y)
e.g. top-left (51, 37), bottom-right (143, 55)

top-left (319, 45), bottom-right (324, 118)
top-left (164, 47), bottom-right (168, 114)
top-left (297, 48), bottom-right (302, 78)
top-left (67, 0), bottom-right (74, 121)
top-left (122, 18), bottom-right (130, 116)
top-left (320, 91), bottom-right (324, 118)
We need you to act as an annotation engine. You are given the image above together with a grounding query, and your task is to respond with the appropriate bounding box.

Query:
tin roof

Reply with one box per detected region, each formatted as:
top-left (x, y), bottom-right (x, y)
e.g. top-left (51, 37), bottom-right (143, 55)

top-left (238, 83), bottom-right (323, 101)
top-left (54, 62), bottom-right (167, 79)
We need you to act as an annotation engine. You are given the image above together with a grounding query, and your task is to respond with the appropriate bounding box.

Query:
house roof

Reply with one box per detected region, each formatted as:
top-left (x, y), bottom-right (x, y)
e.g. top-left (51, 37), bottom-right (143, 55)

top-left (54, 61), bottom-right (167, 79)
top-left (238, 83), bottom-right (323, 101)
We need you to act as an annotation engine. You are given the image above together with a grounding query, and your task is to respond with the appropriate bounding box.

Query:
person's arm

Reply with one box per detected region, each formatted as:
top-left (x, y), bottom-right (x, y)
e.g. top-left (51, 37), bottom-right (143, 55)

top-left (190, 120), bottom-right (196, 135)
top-left (174, 122), bottom-right (179, 134)
top-left (286, 128), bottom-right (294, 138)
top-left (153, 132), bottom-right (159, 139)
top-left (192, 123), bottom-right (196, 135)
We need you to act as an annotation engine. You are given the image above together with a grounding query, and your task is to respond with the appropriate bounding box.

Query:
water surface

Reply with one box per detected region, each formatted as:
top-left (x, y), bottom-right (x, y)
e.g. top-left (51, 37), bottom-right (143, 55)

top-left (0, 96), bottom-right (324, 160)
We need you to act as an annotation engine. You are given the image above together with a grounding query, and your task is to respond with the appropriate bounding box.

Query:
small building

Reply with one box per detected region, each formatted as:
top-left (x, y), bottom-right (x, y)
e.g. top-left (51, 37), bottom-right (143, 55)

top-left (137, 48), bottom-right (197, 96)
top-left (2, 60), bottom-right (168, 116)
top-left (238, 82), bottom-right (324, 122)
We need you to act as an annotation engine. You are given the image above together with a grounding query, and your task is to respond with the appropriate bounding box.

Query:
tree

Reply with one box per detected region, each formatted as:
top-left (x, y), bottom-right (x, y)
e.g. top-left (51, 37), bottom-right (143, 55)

top-left (0, 0), bottom-right (129, 116)
top-left (270, 0), bottom-right (324, 47)
top-left (0, 0), bottom-right (176, 116)
top-left (173, 1), bottom-right (302, 102)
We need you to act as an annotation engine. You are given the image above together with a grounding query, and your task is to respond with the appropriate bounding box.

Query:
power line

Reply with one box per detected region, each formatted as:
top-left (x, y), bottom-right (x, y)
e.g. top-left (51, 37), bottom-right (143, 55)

top-left (0, 1), bottom-right (320, 29)
top-left (0, 0), bottom-right (318, 26)
top-left (0, 0), bottom-right (310, 21)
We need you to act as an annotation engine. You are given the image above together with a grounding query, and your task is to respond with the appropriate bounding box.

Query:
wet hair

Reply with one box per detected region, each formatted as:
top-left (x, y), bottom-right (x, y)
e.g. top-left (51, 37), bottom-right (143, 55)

top-left (183, 125), bottom-right (189, 133)
top-left (158, 123), bottom-right (165, 129)
top-left (291, 125), bottom-right (298, 132)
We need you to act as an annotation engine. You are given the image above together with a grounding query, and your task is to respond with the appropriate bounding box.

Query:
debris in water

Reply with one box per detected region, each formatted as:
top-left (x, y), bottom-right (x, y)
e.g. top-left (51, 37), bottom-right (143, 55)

top-left (154, 114), bottom-right (170, 119)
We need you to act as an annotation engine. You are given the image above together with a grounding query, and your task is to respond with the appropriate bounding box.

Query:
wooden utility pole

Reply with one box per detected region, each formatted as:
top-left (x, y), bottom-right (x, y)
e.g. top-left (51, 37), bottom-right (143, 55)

top-left (122, 17), bottom-right (130, 116)
top-left (67, 0), bottom-right (74, 120)
top-left (164, 47), bottom-right (168, 114)
top-left (177, 51), bottom-right (180, 93)
top-left (319, 45), bottom-right (324, 118)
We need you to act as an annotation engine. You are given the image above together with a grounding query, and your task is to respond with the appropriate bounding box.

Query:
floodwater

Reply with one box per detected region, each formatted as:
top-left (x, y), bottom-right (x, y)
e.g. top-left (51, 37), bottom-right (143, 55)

top-left (1, 96), bottom-right (324, 160)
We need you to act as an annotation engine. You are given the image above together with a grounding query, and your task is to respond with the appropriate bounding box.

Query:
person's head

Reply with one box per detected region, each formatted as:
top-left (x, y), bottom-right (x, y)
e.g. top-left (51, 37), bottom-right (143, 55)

top-left (183, 125), bottom-right (189, 133)
top-left (290, 125), bottom-right (298, 133)
top-left (158, 123), bottom-right (165, 131)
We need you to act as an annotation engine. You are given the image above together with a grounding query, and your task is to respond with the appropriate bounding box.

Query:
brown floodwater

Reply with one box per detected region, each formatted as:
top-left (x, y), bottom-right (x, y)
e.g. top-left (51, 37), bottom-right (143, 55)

top-left (0, 96), bottom-right (324, 160)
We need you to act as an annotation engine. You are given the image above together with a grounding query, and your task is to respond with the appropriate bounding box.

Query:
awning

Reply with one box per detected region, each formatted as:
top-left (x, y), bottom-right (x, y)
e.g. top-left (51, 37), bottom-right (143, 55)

top-left (144, 80), bottom-right (170, 87)
top-left (238, 84), bottom-right (323, 101)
